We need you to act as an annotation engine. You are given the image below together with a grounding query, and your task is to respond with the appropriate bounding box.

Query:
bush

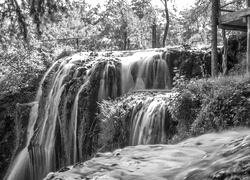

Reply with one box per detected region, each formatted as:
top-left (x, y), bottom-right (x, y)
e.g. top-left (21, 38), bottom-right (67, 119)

top-left (192, 76), bottom-right (250, 134)
top-left (167, 75), bottom-right (250, 141)
top-left (97, 100), bottom-right (130, 152)
top-left (176, 75), bottom-right (250, 135)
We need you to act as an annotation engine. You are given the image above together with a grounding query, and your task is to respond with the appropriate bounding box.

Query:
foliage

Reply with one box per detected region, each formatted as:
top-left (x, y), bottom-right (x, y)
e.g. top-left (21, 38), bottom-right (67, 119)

top-left (191, 76), bottom-right (250, 135)
top-left (170, 75), bottom-right (250, 139)
top-left (0, 1), bottom-right (79, 94)
top-left (97, 100), bottom-right (130, 152)
top-left (0, 36), bottom-right (46, 94)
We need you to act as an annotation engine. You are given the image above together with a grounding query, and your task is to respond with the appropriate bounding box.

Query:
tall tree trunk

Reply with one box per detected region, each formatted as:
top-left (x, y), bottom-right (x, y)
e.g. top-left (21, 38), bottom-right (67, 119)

top-left (156, 26), bottom-right (161, 48)
top-left (12, 0), bottom-right (28, 41)
top-left (161, 0), bottom-right (169, 47)
top-left (246, 0), bottom-right (250, 76)
top-left (123, 31), bottom-right (128, 50)
top-left (211, 0), bottom-right (219, 77)
top-left (222, 29), bottom-right (228, 75)
top-left (127, 38), bottom-right (130, 50)
top-left (152, 20), bottom-right (157, 48)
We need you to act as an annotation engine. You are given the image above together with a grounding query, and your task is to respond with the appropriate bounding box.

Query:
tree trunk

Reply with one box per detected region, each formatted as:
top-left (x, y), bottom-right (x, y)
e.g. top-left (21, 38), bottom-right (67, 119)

top-left (156, 26), bottom-right (161, 48)
top-left (246, 0), bottom-right (250, 76)
top-left (127, 38), bottom-right (130, 50)
top-left (222, 29), bottom-right (228, 75)
top-left (152, 20), bottom-right (157, 48)
top-left (246, 17), bottom-right (250, 76)
top-left (123, 31), bottom-right (128, 50)
top-left (162, 0), bottom-right (169, 47)
top-left (211, 0), bottom-right (219, 77)
top-left (12, 0), bottom-right (28, 41)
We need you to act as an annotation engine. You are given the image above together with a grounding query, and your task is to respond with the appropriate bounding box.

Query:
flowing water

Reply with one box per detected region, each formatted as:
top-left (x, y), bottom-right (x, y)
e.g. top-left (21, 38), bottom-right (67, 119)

top-left (44, 129), bottom-right (250, 180)
top-left (118, 93), bottom-right (172, 146)
top-left (5, 51), bottom-right (244, 180)
top-left (4, 102), bottom-right (38, 180)
top-left (130, 96), bottom-right (169, 145)
top-left (121, 52), bottom-right (171, 94)
top-left (3, 59), bottom-right (58, 180)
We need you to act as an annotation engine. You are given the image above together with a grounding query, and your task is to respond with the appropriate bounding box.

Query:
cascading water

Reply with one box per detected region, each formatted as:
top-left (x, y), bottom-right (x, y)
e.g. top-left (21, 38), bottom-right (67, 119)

top-left (3, 59), bottom-right (59, 180)
top-left (4, 51), bottom-right (172, 180)
top-left (119, 51), bottom-right (172, 145)
top-left (121, 51), bottom-right (171, 94)
top-left (43, 129), bottom-right (250, 180)
top-left (98, 91), bottom-right (175, 147)
top-left (130, 95), bottom-right (170, 145)
top-left (4, 102), bottom-right (38, 180)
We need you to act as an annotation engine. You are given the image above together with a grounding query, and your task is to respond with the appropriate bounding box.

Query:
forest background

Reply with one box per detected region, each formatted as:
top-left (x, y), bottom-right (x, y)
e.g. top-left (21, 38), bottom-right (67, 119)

top-left (0, 0), bottom-right (247, 94)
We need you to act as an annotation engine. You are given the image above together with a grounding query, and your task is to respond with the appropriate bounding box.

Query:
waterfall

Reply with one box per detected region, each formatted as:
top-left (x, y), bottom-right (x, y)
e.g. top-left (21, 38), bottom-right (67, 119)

top-left (3, 58), bottom-right (58, 180)
top-left (130, 95), bottom-right (170, 145)
top-left (4, 102), bottom-right (38, 180)
top-left (121, 52), bottom-right (171, 94)
top-left (5, 51), bottom-right (172, 180)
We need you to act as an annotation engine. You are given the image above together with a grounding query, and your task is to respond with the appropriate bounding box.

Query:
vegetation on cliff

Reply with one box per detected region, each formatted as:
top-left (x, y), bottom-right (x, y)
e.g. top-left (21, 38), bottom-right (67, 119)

top-left (98, 74), bottom-right (250, 150)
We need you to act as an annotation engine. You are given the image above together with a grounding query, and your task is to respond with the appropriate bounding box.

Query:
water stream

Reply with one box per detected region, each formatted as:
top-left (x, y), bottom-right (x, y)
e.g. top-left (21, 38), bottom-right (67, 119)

top-left (3, 51), bottom-right (204, 180)
top-left (43, 129), bottom-right (250, 180)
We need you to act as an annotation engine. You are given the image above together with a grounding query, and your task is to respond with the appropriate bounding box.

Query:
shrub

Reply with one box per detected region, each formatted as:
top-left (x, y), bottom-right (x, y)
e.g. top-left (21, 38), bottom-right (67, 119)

top-left (97, 100), bottom-right (130, 152)
top-left (188, 75), bottom-right (250, 135)
top-left (169, 75), bottom-right (250, 140)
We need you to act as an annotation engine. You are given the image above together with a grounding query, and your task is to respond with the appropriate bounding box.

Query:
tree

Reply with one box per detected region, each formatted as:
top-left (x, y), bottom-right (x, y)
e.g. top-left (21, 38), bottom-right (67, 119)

top-left (211, 0), bottom-right (219, 77)
top-left (0, 0), bottom-right (75, 94)
top-left (131, 0), bottom-right (151, 19)
top-left (100, 0), bottom-right (135, 50)
top-left (160, 0), bottom-right (170, 47)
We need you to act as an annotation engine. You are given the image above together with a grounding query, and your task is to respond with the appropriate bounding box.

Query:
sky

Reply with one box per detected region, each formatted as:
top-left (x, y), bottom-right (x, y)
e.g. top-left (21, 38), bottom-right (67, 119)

top-left (85, 0), bottom-right (196, 11)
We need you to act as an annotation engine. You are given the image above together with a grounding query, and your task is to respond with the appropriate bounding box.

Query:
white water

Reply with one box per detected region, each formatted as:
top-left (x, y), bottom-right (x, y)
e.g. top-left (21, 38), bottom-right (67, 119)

top-left (5, 102), bottom-right (38, 180)
top-left (120, 52), bottom-right (171, 94)
top-left (115, 93), bottom-right (172, 146)
top-left (97, 60), bottom-right (119, 101)
top-left (70, 81), bottom-right (88, 163)
top-left (131, 99), bottom-right (166, 145)
top-left (43, 129), bottom-right (250, 180)
top-left (4, 58), bottom-right (63, 180)
top-left (4, 57), bottom-right (77, 180)
top-left (5, 51), bottom-right (173, 180)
